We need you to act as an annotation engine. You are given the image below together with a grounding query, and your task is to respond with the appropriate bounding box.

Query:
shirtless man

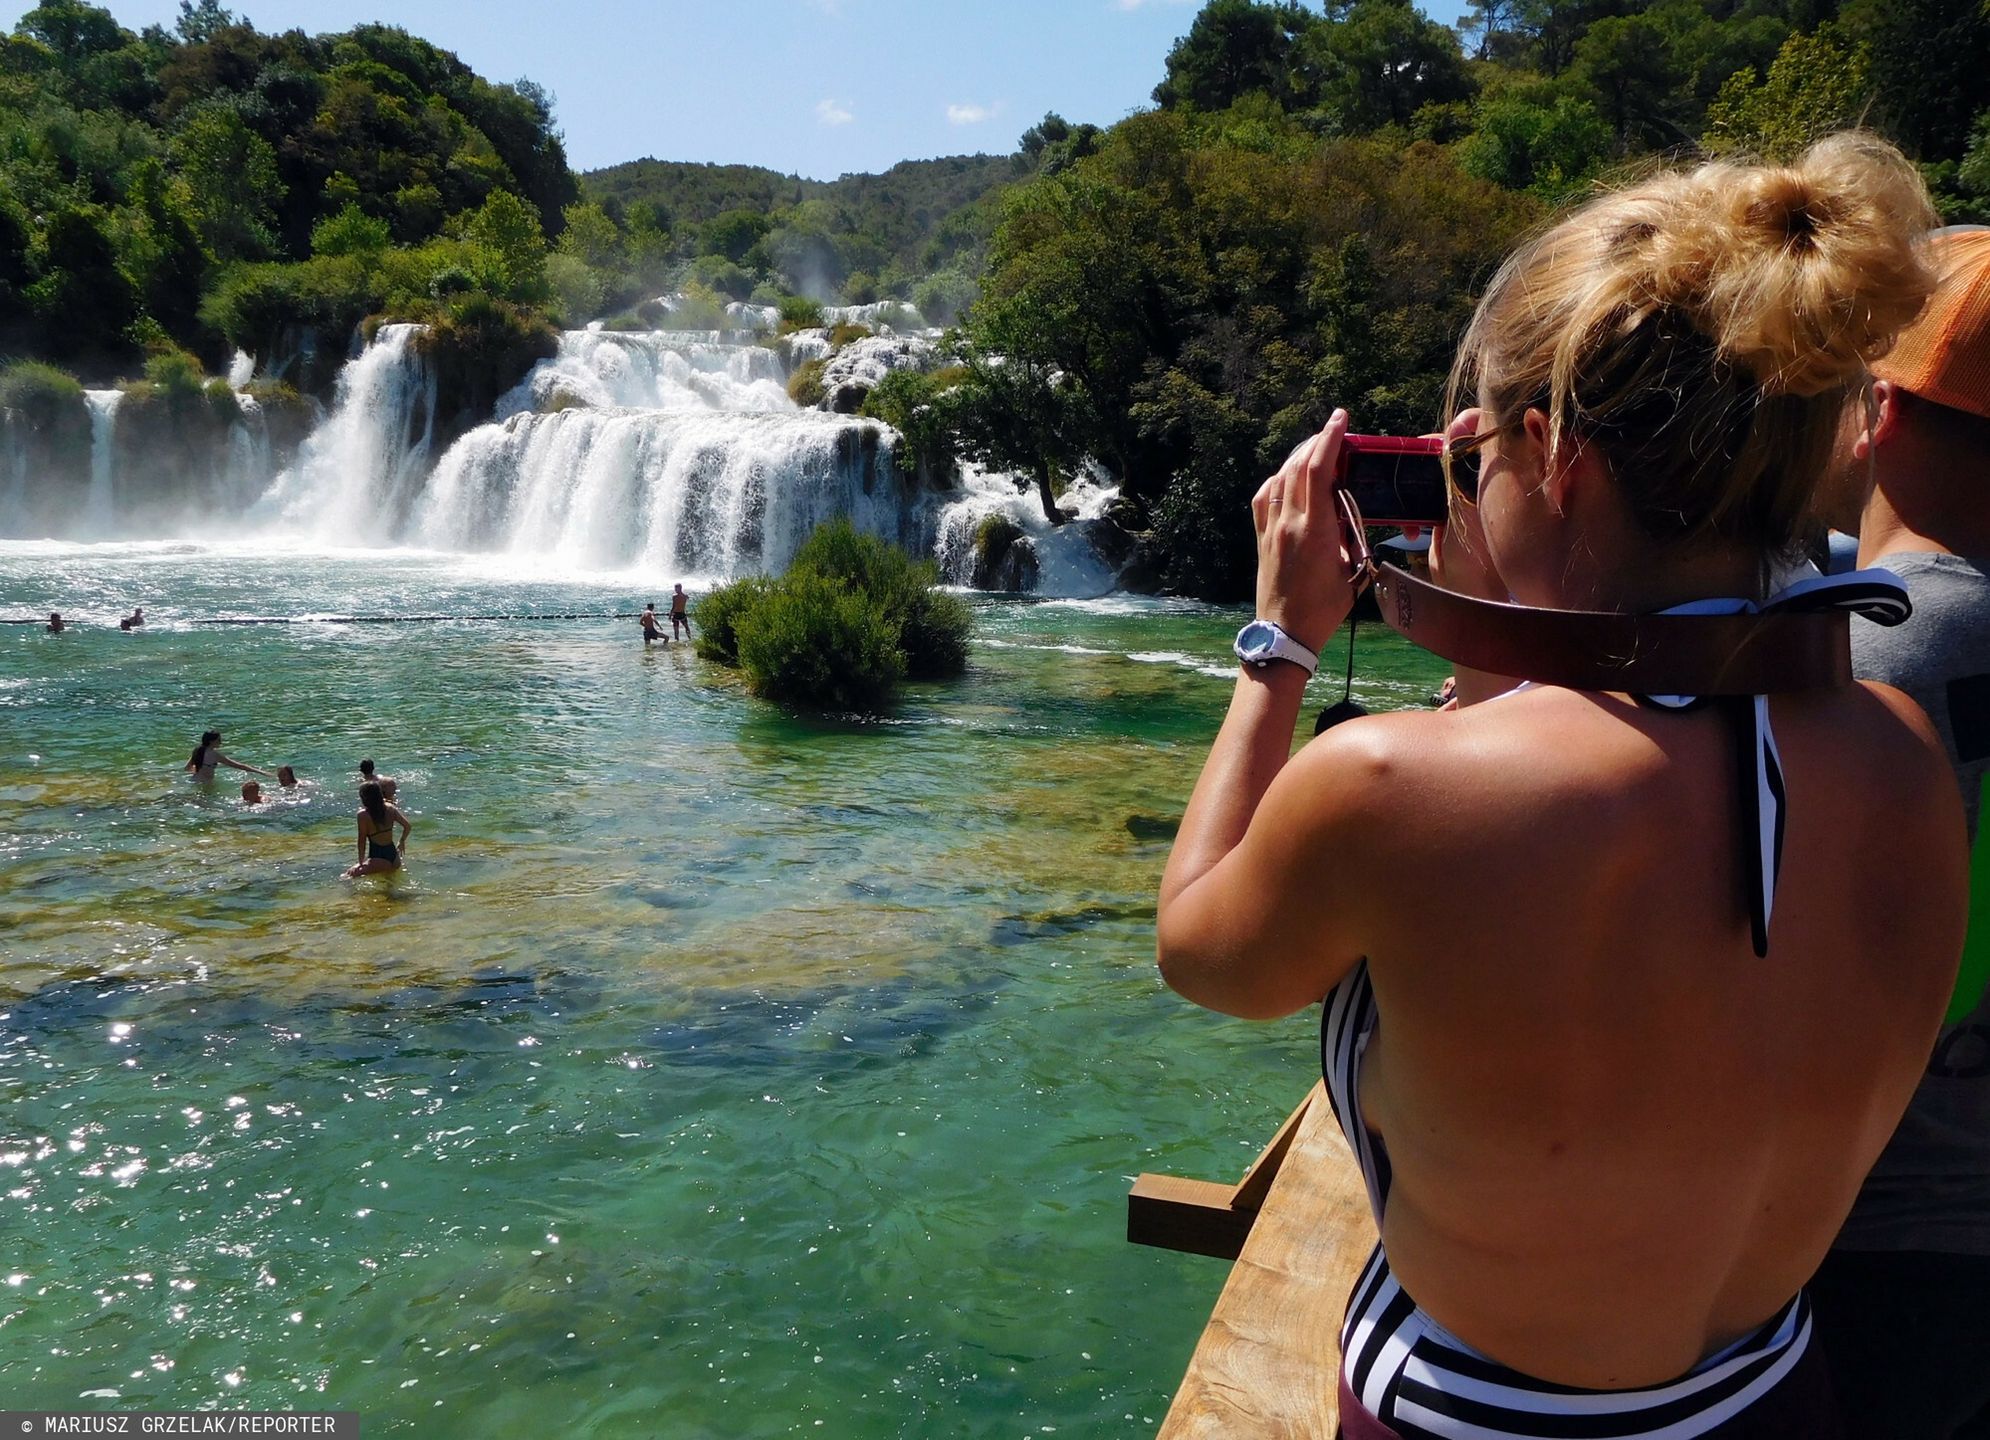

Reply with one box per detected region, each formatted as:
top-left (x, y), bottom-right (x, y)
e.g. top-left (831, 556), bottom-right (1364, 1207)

top-left (670, 584), bottom-right (692, 640)
top-left (640, 603), bottom-right (666, 646)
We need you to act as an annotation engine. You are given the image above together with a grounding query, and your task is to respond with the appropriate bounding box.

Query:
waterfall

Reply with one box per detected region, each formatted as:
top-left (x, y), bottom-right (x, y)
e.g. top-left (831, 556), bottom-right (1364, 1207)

top-left (252, 323), bottom-right (436, 545)
top-left (225, 393), bottom-right (272, 510)
top-left (83, 389), bottom-right (122, 538)
top-left (412, 408), bottom-right (921, 578)
top-left (500, 330), bottom-right (789, 417)
top-left (934, 468), bottom-right (1122, 597)
top-left (0, 420), bottom-right (26, 531)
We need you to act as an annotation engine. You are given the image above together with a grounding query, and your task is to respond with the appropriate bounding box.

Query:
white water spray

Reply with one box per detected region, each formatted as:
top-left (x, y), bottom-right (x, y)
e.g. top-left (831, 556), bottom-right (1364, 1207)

top-left (253, 323), bottom-right (436, 545)
top-left (83, 389), bottom-right (122, 538)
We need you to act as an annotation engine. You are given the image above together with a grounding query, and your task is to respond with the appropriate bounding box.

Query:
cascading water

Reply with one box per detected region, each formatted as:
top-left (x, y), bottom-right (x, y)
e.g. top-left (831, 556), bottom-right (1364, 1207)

top-left (413, 407), bottom-right (920, 577)
top-left (405, 326), bottom-right (933, 579)
top-left (82, 389), bottom-right (122, 538)
top-left (252, 323), bottom-right (437, 545)
top-left (935, 468), bottom-right (1123, 598)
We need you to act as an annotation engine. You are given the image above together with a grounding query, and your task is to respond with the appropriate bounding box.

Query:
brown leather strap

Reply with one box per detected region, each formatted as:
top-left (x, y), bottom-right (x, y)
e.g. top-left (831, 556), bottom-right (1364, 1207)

top-left (1368, 564), bottom-right (1851, 695)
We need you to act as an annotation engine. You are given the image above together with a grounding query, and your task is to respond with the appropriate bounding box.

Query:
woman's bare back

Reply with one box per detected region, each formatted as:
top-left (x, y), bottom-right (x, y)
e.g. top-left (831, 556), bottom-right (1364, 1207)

top-left (1346, 681), bottom-right (1966, 1385)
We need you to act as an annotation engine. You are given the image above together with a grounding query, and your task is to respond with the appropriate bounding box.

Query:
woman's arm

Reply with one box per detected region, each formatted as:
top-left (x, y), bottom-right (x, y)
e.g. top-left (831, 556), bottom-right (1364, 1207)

top-left (355, 815), bottom-right (367, 863)
top-left (1157, 413), bottom-right (1394, 1018)
top-left (218, 753), bottom-right (274, 778)
top-left (394, 808), bottom-right (411, 851)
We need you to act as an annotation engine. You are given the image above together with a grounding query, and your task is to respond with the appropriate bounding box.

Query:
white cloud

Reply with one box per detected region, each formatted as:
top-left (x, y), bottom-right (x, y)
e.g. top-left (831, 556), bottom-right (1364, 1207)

top-left (947, 102), bottom-right (1004, 126)
top-left (816, 98), bottom-right (854, 126)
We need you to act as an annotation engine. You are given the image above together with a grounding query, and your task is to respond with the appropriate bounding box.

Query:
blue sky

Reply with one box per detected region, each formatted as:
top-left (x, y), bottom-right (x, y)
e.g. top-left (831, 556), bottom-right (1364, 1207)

top-left (5, 0), bottom-right (1475, 179)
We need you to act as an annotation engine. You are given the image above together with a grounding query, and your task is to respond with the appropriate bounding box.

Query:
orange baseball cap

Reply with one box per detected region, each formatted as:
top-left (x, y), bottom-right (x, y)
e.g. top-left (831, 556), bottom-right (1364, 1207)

top-left (1873, 226), bottom-right (1990, 422)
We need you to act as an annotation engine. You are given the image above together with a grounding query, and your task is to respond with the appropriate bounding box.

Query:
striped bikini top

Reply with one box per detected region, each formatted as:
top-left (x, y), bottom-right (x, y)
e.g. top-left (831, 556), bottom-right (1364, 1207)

top-left (1324, 564), bottom-right (1912, 1222)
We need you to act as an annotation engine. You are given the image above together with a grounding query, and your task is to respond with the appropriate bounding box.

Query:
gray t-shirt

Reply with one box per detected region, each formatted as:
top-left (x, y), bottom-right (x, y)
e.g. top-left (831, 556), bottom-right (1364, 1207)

top-left (1837, 552), bottom-right (1990, 1253)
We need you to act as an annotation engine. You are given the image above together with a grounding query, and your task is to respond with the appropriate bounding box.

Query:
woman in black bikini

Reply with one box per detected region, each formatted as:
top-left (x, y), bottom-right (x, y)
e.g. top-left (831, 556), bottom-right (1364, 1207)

top-left (344, 781), bottom-right (411, 878)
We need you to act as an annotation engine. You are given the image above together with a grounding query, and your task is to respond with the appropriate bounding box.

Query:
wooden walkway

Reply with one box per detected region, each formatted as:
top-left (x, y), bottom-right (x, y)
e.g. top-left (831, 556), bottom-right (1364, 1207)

top-left (1129, 1083), bottom-right (1378, 1439)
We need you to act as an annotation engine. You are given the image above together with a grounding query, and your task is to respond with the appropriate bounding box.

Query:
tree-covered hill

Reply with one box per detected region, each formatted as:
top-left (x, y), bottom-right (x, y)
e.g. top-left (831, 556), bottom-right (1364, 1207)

top-left (877, 0), bottom-right (1990, 599)
top-left (580, 152), bottom-right (1018, 319)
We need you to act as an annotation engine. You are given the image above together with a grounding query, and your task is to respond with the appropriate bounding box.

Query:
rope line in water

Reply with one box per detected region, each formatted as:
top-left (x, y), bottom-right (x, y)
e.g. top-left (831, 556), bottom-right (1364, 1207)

top-left (6, 612), bottom-right (651, 627)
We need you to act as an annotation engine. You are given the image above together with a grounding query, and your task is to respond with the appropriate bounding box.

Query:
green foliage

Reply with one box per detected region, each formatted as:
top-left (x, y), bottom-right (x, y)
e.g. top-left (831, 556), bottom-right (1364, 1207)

top-left (777, 294), bottom-right (824, 332)
top-left (692, 575), bottom-right (772, 664)
top-left (859, 367), bottom-right (957, 477)
top-left (1705, 25), bottom-right (1873, 162)
top-left (0, 357), bottom-right (84, 427)
top-left (1457, 91), bottom-right (1612, 199)
top-left (826, 321), bottom-right (871, 351)
top-left (700, 521), bottom-right (972, 711)
top-left (787, 357), bottom-right (827, 408)
top-left (733, 569), bottom-right (906, 713)
top-left (459, 188), bottom-right (547, 300)
top-left (311, 202), bottom-right (392, 257)
top-left (169, 104), bottom-right (283, 259)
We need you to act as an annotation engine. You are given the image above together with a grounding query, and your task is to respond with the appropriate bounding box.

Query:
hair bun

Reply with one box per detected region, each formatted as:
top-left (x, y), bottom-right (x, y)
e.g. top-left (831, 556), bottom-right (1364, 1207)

top-left (1637, 134), bottom-right (1936, 397)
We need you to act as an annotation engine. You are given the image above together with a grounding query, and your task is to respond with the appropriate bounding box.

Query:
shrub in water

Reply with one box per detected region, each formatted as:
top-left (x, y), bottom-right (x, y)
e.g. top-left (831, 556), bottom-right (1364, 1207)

top-left (693, 575), bottom-right (773, 664)
top-left (734, 570), bottom-right (906, 713)
top-left (699, 521), bottom-right (972, 710)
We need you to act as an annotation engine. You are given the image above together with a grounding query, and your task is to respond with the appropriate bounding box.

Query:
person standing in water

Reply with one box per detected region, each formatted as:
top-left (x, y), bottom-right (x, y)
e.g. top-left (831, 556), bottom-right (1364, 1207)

top-left (670, 584), bottom-right (692, 641)
top-left (186, 730), bottom-right (272, 784)
top-left (120, 607), bottom-right (143, 631)
top-left (640, 603), bottom-right (666, 646)
top-left (344, 781), bottom-right (411, 877)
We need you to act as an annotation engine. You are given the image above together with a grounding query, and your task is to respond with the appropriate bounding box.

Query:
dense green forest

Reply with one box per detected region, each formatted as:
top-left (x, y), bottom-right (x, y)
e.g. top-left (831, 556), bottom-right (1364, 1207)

top-left (4, 0), bottom-right (1990, 597)
top-left (581, 154), bottom-right (1016, 322)
top-left (901, 0), bottom-right (1990, 597)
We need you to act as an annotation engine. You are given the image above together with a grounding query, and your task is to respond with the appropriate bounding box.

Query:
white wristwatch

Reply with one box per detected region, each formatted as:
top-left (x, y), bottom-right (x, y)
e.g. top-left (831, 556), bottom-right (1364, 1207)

top-left (1233, 620), bottom-right (1319, 676)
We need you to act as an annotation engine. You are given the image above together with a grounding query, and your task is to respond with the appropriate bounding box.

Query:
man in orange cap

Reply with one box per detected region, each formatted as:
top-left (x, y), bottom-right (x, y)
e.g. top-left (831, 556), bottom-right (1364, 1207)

top-left (1815, 225), bottom-right (1990, 1438)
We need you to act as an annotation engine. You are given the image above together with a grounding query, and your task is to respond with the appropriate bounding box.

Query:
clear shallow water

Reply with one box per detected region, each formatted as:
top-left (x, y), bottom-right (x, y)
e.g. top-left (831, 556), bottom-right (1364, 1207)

top-left (0, 544), bottom-right (1447, 1436)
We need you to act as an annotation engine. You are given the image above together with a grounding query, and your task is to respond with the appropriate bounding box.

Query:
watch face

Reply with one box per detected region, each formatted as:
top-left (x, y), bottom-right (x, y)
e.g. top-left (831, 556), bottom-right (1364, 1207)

top-left (1236, 620), bottom-right (1277, 659)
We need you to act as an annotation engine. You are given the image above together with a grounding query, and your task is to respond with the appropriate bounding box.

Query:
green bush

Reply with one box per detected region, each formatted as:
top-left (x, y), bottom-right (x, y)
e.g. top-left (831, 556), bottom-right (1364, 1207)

top-left (777, 294), bottom-right (825, 333)
top-left (698, 520), bottom-right (972, 710)
top-left (693, 575), bottom-right (773, 664)
top-left (734, 570), bottom-right (906, 713)
top-left (787, 357), bottom-right (827, 407)
top-left (827, 321), bottom-right (872, 352)
top-left (898, 586), bottom-right (972, 680)
top-left (0, 359), bottom-right (85, 427)
top-left (790, 519), bottom-right (970, 680)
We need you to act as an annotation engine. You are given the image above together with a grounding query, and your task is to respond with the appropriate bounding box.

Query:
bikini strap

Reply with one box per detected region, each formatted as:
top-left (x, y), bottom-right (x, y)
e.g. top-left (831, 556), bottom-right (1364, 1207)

top-left (1640, 566), bottom-right (1911, 957)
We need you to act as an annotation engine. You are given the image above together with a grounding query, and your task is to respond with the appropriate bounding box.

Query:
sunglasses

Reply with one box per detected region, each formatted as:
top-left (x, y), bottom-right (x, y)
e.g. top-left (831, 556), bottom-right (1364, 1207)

top-left (1443, 426), bottom-right (1500, 506)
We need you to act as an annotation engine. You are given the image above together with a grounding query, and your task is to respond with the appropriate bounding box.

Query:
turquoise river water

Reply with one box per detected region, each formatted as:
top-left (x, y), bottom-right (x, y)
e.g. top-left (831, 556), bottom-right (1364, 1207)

top-left (0, 542), bottom-right (1446, 1437)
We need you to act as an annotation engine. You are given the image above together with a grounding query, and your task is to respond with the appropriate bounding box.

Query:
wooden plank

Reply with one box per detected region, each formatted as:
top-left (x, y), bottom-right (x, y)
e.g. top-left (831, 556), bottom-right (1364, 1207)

top-left (1230, 1085), bottom-right (1320, 1213)
top-left (1129, 1085), bottom-right (1324, 1261)
top-left (1128, 1173), bottom-right (1259, 1260)
top-left (1156, 1086), bottom-right (1378, 1440)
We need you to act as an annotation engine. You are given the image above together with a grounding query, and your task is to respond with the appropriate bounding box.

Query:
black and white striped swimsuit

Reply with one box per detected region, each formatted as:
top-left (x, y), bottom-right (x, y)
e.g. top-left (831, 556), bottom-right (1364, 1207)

top-left (1321, 568), bottom-right (1911, 1440)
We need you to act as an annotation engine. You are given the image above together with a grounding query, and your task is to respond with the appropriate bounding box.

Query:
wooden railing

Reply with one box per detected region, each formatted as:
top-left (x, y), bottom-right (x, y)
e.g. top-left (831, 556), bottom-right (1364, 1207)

top-left (1128, 1082), bottom-right (1379, 1438)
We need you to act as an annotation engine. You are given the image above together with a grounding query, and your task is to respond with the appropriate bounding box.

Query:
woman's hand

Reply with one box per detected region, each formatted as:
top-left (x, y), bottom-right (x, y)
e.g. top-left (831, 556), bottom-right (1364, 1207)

top-left (1252, 409), bottom-right (1361, 652)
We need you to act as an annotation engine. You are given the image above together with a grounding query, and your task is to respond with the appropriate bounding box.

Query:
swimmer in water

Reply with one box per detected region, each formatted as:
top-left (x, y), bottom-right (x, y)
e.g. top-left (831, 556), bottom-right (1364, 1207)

top-left (186, 730), bottom-right (272, 784)
top-left (277, 765), bottom-right (298, 788)
top-left (358, 758), bottom-right (398, 801)
top-left (45, 612), bottom-right (62, 634)
top-left (344, 781), bottom-right (411, 878)
top-left (241, 780), bottom-right (263, 804)
top-left (120, 606), bottom-right (143, 631)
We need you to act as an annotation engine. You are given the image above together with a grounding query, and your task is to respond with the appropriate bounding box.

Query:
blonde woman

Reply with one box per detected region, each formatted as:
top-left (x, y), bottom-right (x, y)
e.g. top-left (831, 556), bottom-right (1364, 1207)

top-left (1158, 136), bottom-right (1968, 1437)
